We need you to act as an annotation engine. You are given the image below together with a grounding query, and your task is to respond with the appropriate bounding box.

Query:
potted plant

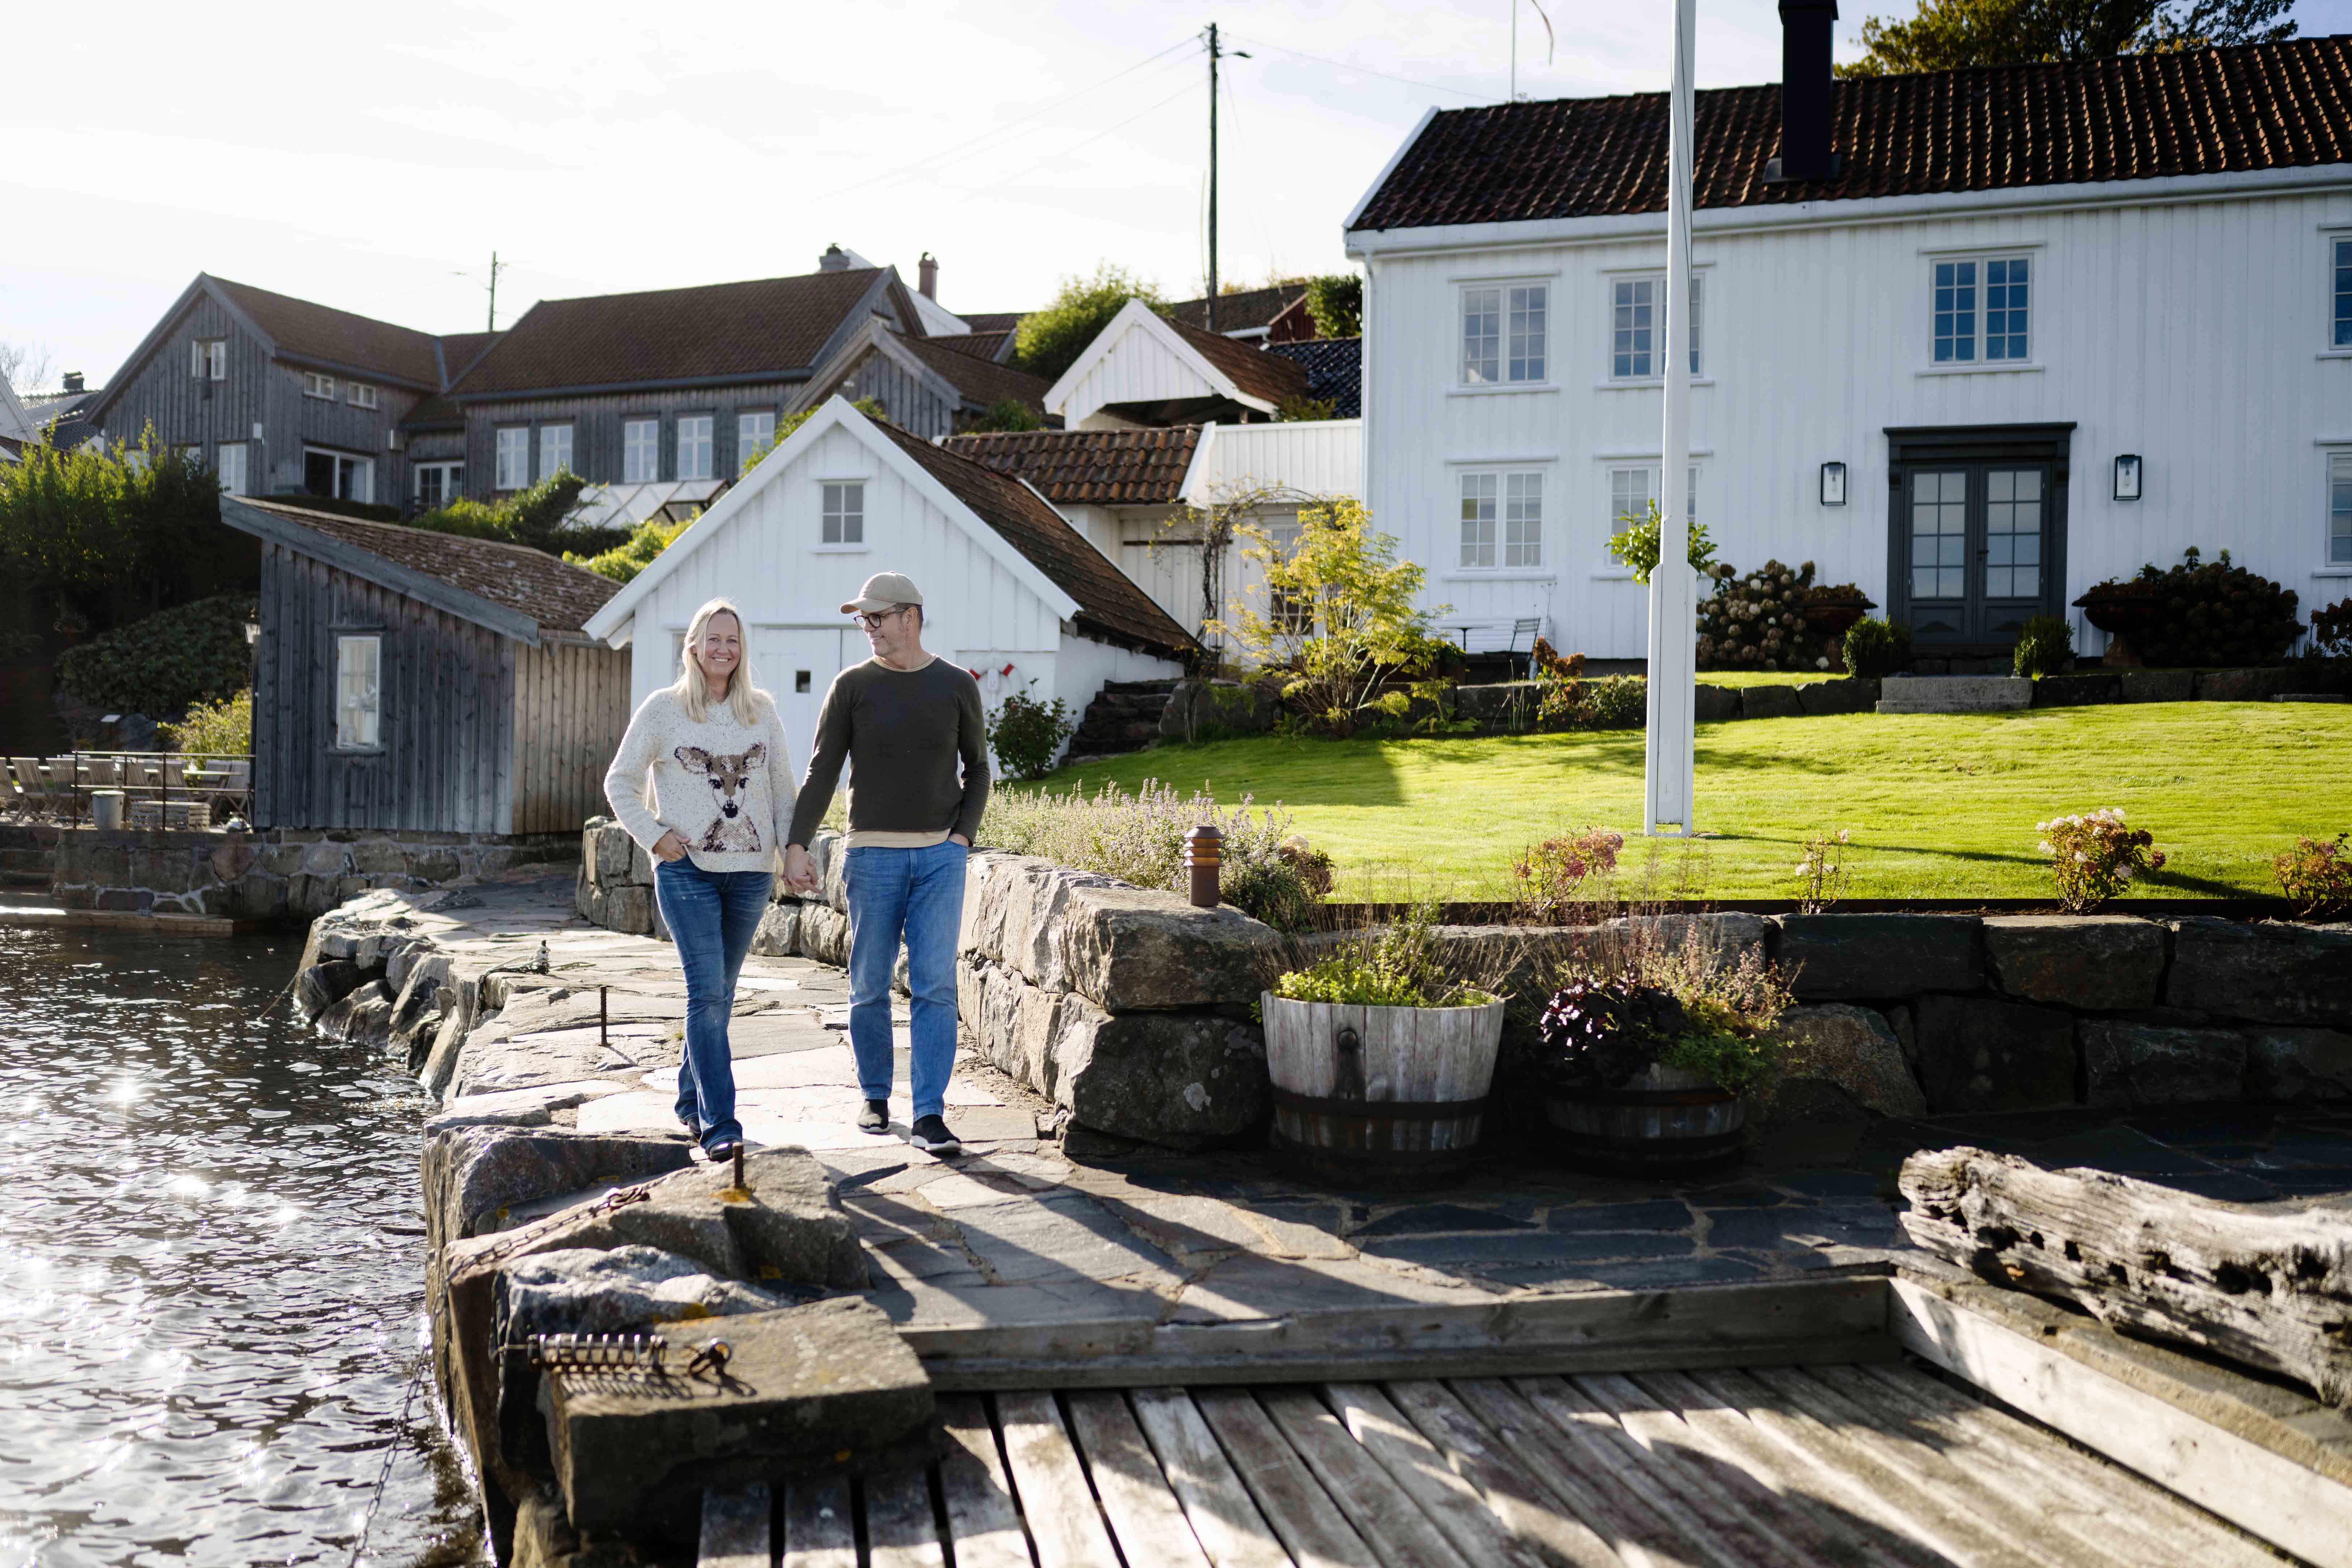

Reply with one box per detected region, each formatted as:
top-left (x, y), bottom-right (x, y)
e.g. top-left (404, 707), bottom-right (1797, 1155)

top-left (1801, 582), bottom-right (1877, 640)
top-left (1510, 937), bottom-right (1794, 1174)
top-left (1261, 905), bottom-right (1510, 1188)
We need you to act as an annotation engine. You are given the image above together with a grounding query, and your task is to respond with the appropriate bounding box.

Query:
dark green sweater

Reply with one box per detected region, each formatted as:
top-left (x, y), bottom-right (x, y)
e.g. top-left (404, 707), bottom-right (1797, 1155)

top-left (786, 657), bottom-right (990, 848)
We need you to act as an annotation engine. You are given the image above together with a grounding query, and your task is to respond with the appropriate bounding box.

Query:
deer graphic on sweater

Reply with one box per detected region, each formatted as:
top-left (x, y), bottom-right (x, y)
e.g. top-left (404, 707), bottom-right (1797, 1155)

top-left (673, 743), bottom-right (768, 854)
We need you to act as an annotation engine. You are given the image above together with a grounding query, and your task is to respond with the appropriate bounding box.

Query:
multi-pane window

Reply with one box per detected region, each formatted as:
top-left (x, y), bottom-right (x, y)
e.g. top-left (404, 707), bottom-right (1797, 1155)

top-left (1909, 471), bottom-right (1968, 599)
top-left (414, 461), bottom-right (462, 508)
top-left (623, 419), bottom-right (660, 483)
top-left (2331, 452), bottom-right (2352, 566)
top-left (1934, 256), bottom-right (2030, 363)
top-left (215, 442), bottom-right (247, 496)
top-left (538, 423), bottom-right (574, 480)
top-left (1459, 472), bottom-right (1546, 568)
top-left (2334, 237), bottom-right (2351, 349)
top-left (738, 410), bottom-right (776, 473)
top-left (1266, 516), bottom-right (1314, 632)
top-left (1607, 465), bottom-right (1698, 563)
top-left (303, 371), bottom-right (336, 400)
top-left (676, 415), bottom-right (714, 481)
top-left (1461, 284), bottom-right (1547, 384)
top-left (335, 635), bottom-right (381, 750)
top-left (1984, 468), bottom-right (2043, 598)
top-left (347, 382), bottom-right (379, 410)
top-left (1460, 474), bottom-right (1498, 567)
top-left (822, 482), bottom-right (864, 545)
top-left (495, 427), bottom-right (530, 490)
top-left (1610, 275), bottom-right (1704, 379)
top-left (190, 339), bottom-right (226, 380)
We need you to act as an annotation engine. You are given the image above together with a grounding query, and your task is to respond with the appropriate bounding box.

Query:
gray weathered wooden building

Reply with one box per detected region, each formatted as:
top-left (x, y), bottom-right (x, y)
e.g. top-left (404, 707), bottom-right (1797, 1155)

top-left (221, 495), bottom-right (628, 834)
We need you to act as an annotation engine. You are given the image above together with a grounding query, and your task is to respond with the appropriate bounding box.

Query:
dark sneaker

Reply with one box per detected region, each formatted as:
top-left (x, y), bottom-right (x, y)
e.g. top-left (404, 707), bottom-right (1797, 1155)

top-left (909, 1115), bottom-right (962, 1157)
top-left (856, 1099), bottom-right (889, 1133)
top-left (704, 1137), bottom-right (741, 1165)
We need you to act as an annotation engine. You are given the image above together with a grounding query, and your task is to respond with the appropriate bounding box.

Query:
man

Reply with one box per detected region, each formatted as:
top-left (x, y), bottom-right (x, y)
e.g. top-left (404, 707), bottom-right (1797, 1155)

top-left (784, 572), bottom-right (988, 1157)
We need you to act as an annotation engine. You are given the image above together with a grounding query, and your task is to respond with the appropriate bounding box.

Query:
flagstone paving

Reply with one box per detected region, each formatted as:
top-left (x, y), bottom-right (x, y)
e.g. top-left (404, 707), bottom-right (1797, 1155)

top-left (405, 878), bottom-right (2352, 1335)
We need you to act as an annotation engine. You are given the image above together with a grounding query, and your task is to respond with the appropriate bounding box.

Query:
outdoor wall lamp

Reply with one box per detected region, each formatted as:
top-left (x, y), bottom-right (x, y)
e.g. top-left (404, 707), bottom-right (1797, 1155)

top-left (2114, 454), bottom-right (2143, 501)
top-left (1819, 461), bottom-right (1847, 506)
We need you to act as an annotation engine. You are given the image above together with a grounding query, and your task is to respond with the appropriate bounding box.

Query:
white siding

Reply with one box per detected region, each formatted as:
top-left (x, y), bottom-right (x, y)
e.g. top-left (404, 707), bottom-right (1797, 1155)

top-left (1054, 325), bottom-right (1222, 427)
top-left (1183, 419), bottom-right (1365, 504)
top-left (1361, 187), bottom-right (2352, 658)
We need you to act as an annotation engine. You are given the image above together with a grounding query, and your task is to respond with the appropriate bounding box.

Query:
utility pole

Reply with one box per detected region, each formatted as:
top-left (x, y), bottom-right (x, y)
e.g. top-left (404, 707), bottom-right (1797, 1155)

top-left (486, 250), bottom-right (505, 333)
top-left (1207, 23), bottom-right (1222, 333)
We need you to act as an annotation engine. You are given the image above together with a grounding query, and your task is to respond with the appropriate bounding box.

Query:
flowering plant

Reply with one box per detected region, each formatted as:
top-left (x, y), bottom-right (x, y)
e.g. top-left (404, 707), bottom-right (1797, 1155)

top-left (2037, 808), bottom-right (2165, 912)
top-left (2274, 833), bottom-right (2351, 919)
top-left (1792, 828), bottom-right (1852, 913)
top-left (1511, 828), bottom-right (1625, 922)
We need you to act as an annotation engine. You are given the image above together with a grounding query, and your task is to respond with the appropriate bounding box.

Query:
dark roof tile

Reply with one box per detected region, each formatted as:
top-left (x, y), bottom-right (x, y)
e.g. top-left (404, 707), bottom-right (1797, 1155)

top-left (1262, 337), bottom-right (1361, 418)
top-left (1164, 318), bottom-right (1309, 408)
top-left (1167, 284), bottom-right (1309, 332)
top-left (212, 276), bottom-right (445, 387)
top-left (1350, 39), bottom-right (2352, 231)
top-left (944, 426), bottom-right (1202, 506)
top-left (893, 334), bottom-right (1053, 414)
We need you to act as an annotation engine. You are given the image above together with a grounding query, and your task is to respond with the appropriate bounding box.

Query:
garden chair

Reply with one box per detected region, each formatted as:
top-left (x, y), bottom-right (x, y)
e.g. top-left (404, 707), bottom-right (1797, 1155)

top-left (43, 757), bottom-right (83, 823)
top-left (1505, 616), bottom-right (1544, 679)
top-left (5, 758), bottom-right (41, 820)
top-left (216, 760), bottom-right (253, 822)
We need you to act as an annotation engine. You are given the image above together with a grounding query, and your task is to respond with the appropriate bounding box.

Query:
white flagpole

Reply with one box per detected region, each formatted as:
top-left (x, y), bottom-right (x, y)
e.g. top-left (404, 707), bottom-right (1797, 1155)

top-left (1643, 0), bottom-right (1699, 836)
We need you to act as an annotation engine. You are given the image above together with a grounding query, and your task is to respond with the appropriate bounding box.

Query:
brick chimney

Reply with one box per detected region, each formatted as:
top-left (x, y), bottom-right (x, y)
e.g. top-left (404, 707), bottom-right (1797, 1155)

top-left (63, 371), bottom-right (85, 394)
top-left (818, 244), bottom-right (851, 272)
top-left (917, 252), bottom-right (938, 300)
top-left (1767, 0), bottom-right (1841, 183)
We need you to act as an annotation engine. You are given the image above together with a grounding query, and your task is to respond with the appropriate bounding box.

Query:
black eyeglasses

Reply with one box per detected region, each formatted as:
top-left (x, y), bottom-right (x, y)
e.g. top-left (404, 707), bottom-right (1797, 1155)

top-left (851, 607), bottom-right (908, 630)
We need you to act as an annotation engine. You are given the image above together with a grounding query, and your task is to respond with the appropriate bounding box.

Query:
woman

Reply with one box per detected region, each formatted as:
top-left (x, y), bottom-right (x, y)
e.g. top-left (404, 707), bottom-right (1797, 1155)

top-left (603, 598), bottom-right (794, 1163)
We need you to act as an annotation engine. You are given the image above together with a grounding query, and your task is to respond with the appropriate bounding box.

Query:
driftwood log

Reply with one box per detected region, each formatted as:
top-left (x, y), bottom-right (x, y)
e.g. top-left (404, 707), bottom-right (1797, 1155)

top-left (1900, 1146), bottom-right (2352, 1407)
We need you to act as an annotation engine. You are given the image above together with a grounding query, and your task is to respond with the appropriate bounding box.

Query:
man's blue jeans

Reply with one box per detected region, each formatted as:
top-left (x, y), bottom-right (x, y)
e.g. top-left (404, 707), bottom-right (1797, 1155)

top-left (844, 840), bottom-right (967, 1121)
top-left (652, 857), bottom-right (773, 1152)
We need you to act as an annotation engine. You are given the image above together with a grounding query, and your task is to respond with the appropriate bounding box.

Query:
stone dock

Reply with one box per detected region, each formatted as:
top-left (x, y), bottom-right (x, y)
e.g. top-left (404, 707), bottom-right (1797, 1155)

top-left (295, 873), bottom-right (2352, 1564)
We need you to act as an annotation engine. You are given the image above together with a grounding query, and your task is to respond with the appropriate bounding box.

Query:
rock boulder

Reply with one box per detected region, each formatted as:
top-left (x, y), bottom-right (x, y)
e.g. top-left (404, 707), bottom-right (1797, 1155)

top-left (2081, 1019), bottom-right (2247, 1107)
top-left (1771, 1004), bottom-right (1925, 1119)
top-left (1913, 994), bottom-right (2077, 1112)
top-left (1772, 914), bottom-right (1983, 1000)
top-left (2245, 1027), bottom-right (2352, 1101)
top-left (1982, 915), bottom-right (2165, 1010)
top-left (2165, 919), bottom-right (2352, 1027)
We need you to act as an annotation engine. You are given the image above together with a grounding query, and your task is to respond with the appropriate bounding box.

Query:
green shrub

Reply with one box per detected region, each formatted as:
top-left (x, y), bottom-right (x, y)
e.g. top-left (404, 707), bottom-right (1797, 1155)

top-left (1272, 903), bottom-right (1494, 1007)
top-left (2307, 597), bottom-right (2352, 659)
top-left (0, 423), bottom-right (229, 602)
top-left (2274, 833), bottom-right (2350, 919)
top-left (962, 397), bottom-right (1042, 434)
top-left (1014, 265), bottom-right (1166, 383)
top-left (56, 593), bottom-right (254, 717)
top-left (1607, 500), bottom-right (1717, 586)
top-left (1843, 617), bottom-right (1912, 677)
top-left (2013, 614), bottom-right (2075, 678)
top-left (289, 495), bottom-right (402, 523)
top-left (985, 681), bottom-right (1076, 781)
top-left (566, 513), bottom-right (691, 585)
top-left (1578, 674), bottom-right (1648, 730)
top-left (159, 688), bottom-right (251, 760)
top-left (1274, 394), bottom-right (1338, 423)
top-left (2078, 547), bottom-right (2300, 667)
top-left (410, 470), bottom-right (619, 554)
top-left (1303, 274), bottom-right (1363, 338)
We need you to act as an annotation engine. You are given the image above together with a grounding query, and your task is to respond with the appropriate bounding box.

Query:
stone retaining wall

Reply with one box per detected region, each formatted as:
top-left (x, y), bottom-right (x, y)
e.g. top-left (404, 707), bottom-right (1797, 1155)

top-left (570, 819), bottom-right (2352, 1147)
top-left (0, 821), bottom-right (578, 920)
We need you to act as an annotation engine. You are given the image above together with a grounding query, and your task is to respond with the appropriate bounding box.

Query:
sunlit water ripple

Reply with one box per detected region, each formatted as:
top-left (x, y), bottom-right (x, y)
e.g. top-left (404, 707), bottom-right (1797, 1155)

top-left (0, 927), bottom-right (477, 1568)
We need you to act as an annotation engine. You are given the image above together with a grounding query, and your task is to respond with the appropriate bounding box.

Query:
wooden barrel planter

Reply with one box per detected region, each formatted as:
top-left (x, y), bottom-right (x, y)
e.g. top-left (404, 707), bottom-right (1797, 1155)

top-left (1261, 993), bottom-right (1505, 1189)
top-left (1539, 1064), bottom-right (1744, 1175)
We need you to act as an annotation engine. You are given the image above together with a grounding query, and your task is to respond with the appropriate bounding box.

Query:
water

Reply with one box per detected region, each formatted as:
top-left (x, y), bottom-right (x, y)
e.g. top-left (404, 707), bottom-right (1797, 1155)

top-left (0, 927), bottom-right (479, 1568)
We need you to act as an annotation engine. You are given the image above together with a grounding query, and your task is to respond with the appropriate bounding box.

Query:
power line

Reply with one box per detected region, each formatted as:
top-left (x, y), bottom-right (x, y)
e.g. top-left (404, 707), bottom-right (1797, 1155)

top-left (1224, 35), bottom-right (1485, 101)
top-left (956, 75), bottom-right (1203, 199)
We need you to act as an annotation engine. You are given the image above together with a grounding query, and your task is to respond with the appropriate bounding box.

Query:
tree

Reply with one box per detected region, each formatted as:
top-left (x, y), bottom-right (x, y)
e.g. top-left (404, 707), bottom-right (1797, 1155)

top-left (0, 340), bottom-right (55, 395)
top-left (566, 513), bottom-right (692, 584)
top-left (1013, 265), bottom-right (1165, 383)
top-left (1303, 274), bottom-right (1363, 338)
top-left (0, 424), bottom-right (225, 609)
top-left (1212, 498), bottom-right (1444, 735)
top-left (409, 470), bottom-right (595, 554)
top-left (1839, 0), bottom-right (2292, 75)
top-left (961, 397), bottom-right (1042, 434)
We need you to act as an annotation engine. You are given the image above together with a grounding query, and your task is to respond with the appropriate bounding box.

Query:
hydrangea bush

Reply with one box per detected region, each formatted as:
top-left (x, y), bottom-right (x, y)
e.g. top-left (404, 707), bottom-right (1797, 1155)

top-left (1696, 559), bottom-right (1845, 672)
top-left (2038, 808), bottom-right (2166, 912)
top-left (2274, 833), bottom-right (2350, 919)
top-left (1511, 828), bottom-right (1625, 922)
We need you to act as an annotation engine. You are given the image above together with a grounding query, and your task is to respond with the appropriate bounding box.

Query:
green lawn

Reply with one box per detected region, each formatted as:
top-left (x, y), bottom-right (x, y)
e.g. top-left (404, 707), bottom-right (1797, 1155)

top-left (1025, 703), bottom-right (2348, 900)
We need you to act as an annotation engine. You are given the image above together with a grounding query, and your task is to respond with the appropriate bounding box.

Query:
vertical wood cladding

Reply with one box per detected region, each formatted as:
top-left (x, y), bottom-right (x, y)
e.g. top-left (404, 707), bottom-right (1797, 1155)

top-left (509, 639), bottom-right (630, 833)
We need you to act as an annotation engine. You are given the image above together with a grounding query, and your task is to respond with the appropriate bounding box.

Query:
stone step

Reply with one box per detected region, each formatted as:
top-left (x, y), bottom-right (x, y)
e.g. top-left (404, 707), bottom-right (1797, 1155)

top-left (1877, 675), bottom-right (2032, 714)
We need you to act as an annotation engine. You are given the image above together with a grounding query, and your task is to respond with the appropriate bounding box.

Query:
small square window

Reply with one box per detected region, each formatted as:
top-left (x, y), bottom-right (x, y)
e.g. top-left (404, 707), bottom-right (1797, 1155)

top-left (1461, 284), bottom-right (1547, 385)
top-left (822, 482), bottom-right (864, 545)
top-left (191, 339), bottom-right (227, 380)
top-left (794, 669), bottom-right (812, 694)
top-left (304, 371), bottom-right (336, 400)
top-left (347, 382), bottom-right (379, 410)
top-left (1933, 254), bottom-right (2029, 363)
top-left (1611, 274), bottom-right (1703, 379)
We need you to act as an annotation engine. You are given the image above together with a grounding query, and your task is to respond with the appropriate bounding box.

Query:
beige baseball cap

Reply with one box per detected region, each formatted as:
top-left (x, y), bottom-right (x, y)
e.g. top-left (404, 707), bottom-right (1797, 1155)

top-left (841, 572), bottom-right (924, 615)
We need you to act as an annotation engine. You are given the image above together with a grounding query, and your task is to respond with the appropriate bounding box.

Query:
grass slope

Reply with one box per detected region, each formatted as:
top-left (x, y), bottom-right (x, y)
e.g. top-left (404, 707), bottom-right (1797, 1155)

top-left (1020, 703), bottom-right (2347, 900)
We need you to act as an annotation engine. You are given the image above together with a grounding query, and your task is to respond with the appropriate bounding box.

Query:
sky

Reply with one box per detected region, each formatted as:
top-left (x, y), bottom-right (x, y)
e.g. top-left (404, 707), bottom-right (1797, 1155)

top-left (5, 0), bottom-right (2347, 393)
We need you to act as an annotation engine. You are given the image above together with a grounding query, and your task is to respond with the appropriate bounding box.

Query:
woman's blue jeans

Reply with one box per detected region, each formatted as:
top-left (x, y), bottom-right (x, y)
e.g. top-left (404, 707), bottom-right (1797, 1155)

top-left (652, 857), bottom-right (773, 1151)
top-left (844, 840), bottom-right (967, 1121)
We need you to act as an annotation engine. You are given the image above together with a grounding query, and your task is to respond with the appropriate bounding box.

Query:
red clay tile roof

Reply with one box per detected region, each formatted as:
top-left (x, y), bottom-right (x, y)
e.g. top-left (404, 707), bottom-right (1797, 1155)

top-left (1351, 39), bottom-right (2352, 231)
top-left (451, 269), bottom-right (889, 396)
top-left (1165, 318), bottom-right (1309, 408)
top-left (893, 334), bottom-right (1053, 415)
top-left (212, 276), bottom-right (445, 388)
top-left (944, 426), bottom-right (1203, 506)
top-left (876, 423), bottom-right (1198, 658)
top-left (1168, 284), bottom-right (1309, 333)
top-left (228, 495), bottom-right (619, 635)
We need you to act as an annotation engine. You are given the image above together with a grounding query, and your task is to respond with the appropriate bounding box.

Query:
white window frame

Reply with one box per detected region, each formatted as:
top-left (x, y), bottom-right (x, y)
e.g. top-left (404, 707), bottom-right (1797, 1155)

top-left (347, 382), bottom-right (379, 410)
top-left (413, 460), bottom-right (463, 508)
top-left (537, 422), bottom-right (574, 481)
top-left (191, 339), bottom-right (226, 380)
top-left (623, 418), bottom-right (660, 483)
top-left (737, 410), bottom-right (776, 474)
top-left (1926, 248), bottom-right (2037, 369)
top-left (1603, 269), bottom-right (1706, 383)
top-left (1597, 458), bottom-right (1701, 577)
top-left (335, 634), bottom-right (382, 751)
top-left (2331, 233), bottom-right (2352, 354)
top-left (494, 426), bottom-right (531, 491)
top-left (2326, 446), bottom-right (2352, 572)
top-left (676, 414), bottom-right (715, 482)
top-left (303, 446), bottom-right (375, 504)
top-left (303, 371), bottom-right (336, 400)
top-left (215, 441), bottom-right (248, 496)
top-left (819, 481), bottom-right (866, 548)
top-left (1455, 278), bottom-right (1552, 388)
top-left (1454, 468), bottom-right (1548, 571)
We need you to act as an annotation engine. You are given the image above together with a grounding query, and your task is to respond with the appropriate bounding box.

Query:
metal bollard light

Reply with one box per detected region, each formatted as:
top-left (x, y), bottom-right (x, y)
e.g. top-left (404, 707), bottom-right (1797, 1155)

top-left (1183, 824), bottom-right (1223, 909)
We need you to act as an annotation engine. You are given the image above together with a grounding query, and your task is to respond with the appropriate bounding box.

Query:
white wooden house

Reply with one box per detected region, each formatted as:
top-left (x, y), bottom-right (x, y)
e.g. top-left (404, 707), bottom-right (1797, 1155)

top-left (580, 398), bottom-right (1196, 771)
top-left (1345, 33), bottom-right (2352, 662)
top-left (1046, 300), bottom-right (1313, 430)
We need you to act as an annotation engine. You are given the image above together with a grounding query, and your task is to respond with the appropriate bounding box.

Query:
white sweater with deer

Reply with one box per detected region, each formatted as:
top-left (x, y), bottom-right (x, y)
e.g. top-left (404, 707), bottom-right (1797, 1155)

top-left (603, 688), bottom-right (797, 876)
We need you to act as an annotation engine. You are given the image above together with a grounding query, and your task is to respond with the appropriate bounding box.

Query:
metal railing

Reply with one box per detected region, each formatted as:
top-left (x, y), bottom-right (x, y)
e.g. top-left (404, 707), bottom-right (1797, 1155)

top-left (4, 750), bottom-right (255, 831)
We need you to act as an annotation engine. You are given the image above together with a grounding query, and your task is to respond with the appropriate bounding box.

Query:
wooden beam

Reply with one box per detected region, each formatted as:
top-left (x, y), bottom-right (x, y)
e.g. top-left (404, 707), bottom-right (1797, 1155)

top-left (1891, 1272), bottom-right (2352, 1568)
top-left (696, 1485), bottom-right (769, 1568)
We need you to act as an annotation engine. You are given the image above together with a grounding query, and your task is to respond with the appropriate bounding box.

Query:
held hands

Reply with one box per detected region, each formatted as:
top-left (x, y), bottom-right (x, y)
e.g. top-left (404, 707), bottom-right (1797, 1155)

top-left (782, 843), bottom-right (820, 894)
top-left (651, 830), bottom-right (689, 863)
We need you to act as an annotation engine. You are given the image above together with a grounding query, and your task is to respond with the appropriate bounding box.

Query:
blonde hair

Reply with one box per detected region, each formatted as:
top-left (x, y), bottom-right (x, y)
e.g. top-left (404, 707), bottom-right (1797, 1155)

top-left (674, 598), bottom-right (763, 725)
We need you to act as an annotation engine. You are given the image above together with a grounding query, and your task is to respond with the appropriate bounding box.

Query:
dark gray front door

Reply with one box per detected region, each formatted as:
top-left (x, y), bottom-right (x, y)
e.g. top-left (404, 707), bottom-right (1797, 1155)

top-left (1887, 424), bottom-right (2073, 647)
